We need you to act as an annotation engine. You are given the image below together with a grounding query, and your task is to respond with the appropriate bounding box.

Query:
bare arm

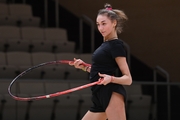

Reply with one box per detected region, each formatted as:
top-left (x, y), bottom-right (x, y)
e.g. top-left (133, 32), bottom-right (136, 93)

top-left (98, 57), bottom-right (132, 85)
top-left (113, 57), bottom-right (132, 85)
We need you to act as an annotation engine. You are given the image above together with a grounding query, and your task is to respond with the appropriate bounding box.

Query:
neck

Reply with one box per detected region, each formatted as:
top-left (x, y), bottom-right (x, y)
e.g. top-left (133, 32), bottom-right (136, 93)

top-left (104, 36), bottom-right (118, 42)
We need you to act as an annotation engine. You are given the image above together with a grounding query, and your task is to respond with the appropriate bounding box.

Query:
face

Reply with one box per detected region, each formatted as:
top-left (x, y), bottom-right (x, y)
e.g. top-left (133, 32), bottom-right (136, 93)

top-left (96, 14), bottom-right (116, 38)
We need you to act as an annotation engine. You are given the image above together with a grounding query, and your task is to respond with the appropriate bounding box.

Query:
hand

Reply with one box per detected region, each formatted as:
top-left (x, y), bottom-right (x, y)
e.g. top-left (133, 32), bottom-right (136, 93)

top-left (98, 73), bottom-right (112, 85)
top-left (69, 58), bottom-right (85, 70)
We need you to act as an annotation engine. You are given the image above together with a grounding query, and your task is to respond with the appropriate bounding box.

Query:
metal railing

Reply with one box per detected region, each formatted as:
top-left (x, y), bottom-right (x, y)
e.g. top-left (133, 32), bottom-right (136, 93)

top-left (44, 0), bottom-right (59, 28)
top-left (132, 66), bottom-right (172, 120)
top-left (79, 15), bottom-right (95, 53)
top-left (154, 66), bottom-right (170, 120)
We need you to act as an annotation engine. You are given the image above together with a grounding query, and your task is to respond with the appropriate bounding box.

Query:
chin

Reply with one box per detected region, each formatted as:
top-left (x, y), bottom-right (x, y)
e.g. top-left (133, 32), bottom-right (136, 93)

top-left (101, 34), bottom-right (106, 37)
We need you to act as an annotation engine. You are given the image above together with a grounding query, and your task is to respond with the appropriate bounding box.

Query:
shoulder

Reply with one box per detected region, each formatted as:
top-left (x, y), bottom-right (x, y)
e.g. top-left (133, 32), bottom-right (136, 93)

top-left (110, 39), bottom-right (124, 47)
top-left (114, 39), bottom-right (124, 44)
top-left (109, 39), bottom-right (126, 57)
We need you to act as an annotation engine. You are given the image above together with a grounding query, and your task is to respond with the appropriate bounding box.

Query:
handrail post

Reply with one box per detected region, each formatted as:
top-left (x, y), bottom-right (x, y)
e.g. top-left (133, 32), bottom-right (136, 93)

top-left (55, 0), bottom-right (59, 28)
top-left (79, 15), bottom-right (94, 53)
top-left (154, 66), bottom-right (170, 120)
top-left (44, 0), bottom-right (48, 27)
top-left (79, 19), bottom-right (83, 53)
top-left (153, 69), bottom-right (157, 120)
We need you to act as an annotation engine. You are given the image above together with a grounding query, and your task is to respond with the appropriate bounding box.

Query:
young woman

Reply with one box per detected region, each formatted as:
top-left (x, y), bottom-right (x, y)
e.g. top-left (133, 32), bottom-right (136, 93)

top-left (70, 3), bottom-right (132, 120)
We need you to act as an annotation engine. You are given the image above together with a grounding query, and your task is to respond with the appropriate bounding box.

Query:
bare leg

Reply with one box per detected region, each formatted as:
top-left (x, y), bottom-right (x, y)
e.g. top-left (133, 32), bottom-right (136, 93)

top-left (82, 110), bottom-right (107, 120)
top-left (106, 92), bottom-right (126, 120)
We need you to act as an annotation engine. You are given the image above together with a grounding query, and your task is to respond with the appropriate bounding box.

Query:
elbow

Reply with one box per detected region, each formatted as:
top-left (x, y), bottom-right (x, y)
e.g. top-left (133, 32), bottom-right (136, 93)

top-left (127, 76), bottom-right (132, 85)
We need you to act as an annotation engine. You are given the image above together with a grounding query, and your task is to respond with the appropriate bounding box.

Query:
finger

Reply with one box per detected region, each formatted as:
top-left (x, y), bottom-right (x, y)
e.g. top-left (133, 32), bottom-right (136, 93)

top-left (77, 59), bottom-right (84, 66)
top-left (97, 77), bottom-right (104, 85)
top-left (74, 59), bottom-right (84, 69)
top-left (69, 61), bottom-right (74, 66)
top-left (69, 58), bottom-right (76, 66)
top-left (73, 58), bottom-right (80, 66)
top-left (98, 72), bottom-right (105, 77)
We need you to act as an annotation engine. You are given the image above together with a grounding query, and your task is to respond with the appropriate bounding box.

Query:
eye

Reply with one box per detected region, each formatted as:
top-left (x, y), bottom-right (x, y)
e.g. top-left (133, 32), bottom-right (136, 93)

top-left (102, 23), bottom-right (106, 25)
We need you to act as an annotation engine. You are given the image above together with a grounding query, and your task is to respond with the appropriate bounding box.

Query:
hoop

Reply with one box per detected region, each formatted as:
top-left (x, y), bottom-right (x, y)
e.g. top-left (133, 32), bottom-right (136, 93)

top-left (8, 60), bottom-right (100, 101)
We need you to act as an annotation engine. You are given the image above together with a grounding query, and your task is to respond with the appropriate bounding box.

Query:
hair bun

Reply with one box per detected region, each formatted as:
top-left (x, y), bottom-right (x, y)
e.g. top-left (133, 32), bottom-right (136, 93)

top-left (104, 3), bottom-right (112, 10)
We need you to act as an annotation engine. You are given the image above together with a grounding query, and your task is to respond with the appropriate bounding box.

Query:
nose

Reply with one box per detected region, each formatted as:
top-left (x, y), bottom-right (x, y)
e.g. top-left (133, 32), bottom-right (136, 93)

top-left (98, 25), bottom-right (103, 32)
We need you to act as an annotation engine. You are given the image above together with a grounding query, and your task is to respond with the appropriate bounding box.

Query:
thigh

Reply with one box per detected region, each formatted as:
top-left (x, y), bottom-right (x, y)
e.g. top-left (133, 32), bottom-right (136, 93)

top-left (82, 110), bottom-right (107, 120)
top-left (106, 92), bottom-right (126, 120)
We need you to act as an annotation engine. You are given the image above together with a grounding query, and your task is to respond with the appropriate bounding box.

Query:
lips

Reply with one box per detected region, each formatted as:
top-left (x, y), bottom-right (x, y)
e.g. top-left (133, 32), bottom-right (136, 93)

top-left (101, 31), bottom-right (105, 35)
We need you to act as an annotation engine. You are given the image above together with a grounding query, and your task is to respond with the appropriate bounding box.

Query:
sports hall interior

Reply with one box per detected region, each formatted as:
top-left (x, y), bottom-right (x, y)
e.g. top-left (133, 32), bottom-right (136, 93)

top-left (0, 0), bottom-right (180, 120)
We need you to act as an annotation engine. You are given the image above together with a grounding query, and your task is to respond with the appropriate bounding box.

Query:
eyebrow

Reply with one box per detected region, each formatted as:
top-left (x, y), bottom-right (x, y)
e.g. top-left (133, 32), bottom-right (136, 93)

top-left (96, 20), bottom-right (106, 24)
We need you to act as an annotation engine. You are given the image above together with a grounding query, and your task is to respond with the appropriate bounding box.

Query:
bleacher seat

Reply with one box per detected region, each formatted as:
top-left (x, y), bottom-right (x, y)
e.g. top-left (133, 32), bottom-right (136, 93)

top-left (6, 51), bottom-right (32, 67)
top-left (21, 27), bottom-right (56, 52)
top-left (79, 53), bottom-right (92, 64)
top-left (0, 80), bottom-right (17, 120)
top-left (54, 41), bottom-right (76, 53)
top-left (16, 98), bottom-right (31, 120)
top-left (21, 27), bottom-right (45, 41)
top-left (124, 84), bottom-right (142, 96)
top-left (9, 4), bottom-right (33, 17)
top-left (56, 52), bottom-right (79, 61)
top-left (124, 84), bottom-right (152, 120)
top-left (9, 4), bottom-right (40, 27)
top-left (0, 3), bottom-right (17, 26)
top-left (0, 26), bottom-right (31, 52)
top-left (56, 94), bottom-right (80, 120)
top-left (0, 65), bottom-right (18, 79)
top-left (44, 28), bottom-right (68, 41)
top-left (66, 66), bottom-right (89, 80)
top-left (0, 80), bottom-right (17, 95)
top-left (31, 40), bottom-right (54, 53)
top-left (17, 81), bottom-right (67, 120)
top-left (69, 81), bottom-right (91, 95)
top-left (0, 2), bottom-right (94, 120)
top-left (127, 95), bottom-right (152, 120)
top-left (0, 3), bottom-right (41, 27)
top-left (44, 28), bottom-right (76, 53)
top-left (7, 40), bottom-right (31, 52)
top-left (30, 52), bottom-right (56, 79)
top-left (0, 52), bottom-right (6, 65)
top-left (2, 52), bottom-right (33, 79)
top-left (6, 51), bottom-right (33, 78)
top-left (28, 99), bottom-right (55, 120)
top-left (0, 39), bottom-right (6, 52)
top-left (31, 52), bottom-right (56, 65)
top-left (18, 17), bottom-right (41, 27)
top-left (0, 15), bottom-right (17, 26)
top-left (0, 3), bottom-right (89, 119)
top-left (43, 53), bottom-right (80, 80)
top-left (42, 65), bottom-right (66, 80)
top-left (56, 53), bottom-right (89, 80)
top-left (18, 81), bottom-right (45, 95)
top-left (45, 81), bottom-right (69, 94)
top-left (0, 79), bottom-right (94, 120)
top-left (0, 94), bottom-right (17, 120)
top-left (18, 81), bottom-right (49, 120)
top-left (0, 3), bottom-right (8, 16)
top-left (21, 27), bottom-right (51, 52)
top-left (0, 26), bottom-right (21, 39)
top-left (81, 94), bottom-right (92, 116)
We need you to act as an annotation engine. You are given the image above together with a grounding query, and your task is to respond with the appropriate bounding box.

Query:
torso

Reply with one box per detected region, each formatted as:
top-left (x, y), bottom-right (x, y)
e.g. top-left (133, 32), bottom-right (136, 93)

top-left (90, 39), bottom-right (126, 82)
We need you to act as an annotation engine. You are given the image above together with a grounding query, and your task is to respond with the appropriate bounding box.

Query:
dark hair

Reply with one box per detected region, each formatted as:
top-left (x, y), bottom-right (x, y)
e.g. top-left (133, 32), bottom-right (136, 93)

top-left (97, 3), bottom-right (128, 34)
